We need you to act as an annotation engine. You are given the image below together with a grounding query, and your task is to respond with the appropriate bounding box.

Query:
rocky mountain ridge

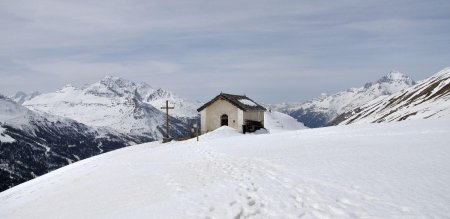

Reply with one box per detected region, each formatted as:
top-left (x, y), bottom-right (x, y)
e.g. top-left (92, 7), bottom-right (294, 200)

top-left (332, 68), bottom-right (450, 125)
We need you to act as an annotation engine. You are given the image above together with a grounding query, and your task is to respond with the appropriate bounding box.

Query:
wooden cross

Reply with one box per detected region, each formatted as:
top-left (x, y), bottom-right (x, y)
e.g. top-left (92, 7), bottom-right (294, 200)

top-left (161, 100), bottom-right (174, 140)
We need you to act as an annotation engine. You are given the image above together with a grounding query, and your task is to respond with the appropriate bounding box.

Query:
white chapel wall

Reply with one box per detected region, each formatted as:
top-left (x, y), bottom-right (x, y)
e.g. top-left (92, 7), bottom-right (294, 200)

top-left (204, 99), bottom-right (239, 132)
top-left (200, 110), bottom-right (207, 133)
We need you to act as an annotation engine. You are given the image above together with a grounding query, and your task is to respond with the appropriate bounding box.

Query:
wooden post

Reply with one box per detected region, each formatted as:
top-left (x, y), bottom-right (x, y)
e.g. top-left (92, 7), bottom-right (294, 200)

top-left (196, 123), bottom-right (199, 142)
top-left (193, 123), bottom-right (199, 141)
top-left (161, 100), bottom-right (174, 142)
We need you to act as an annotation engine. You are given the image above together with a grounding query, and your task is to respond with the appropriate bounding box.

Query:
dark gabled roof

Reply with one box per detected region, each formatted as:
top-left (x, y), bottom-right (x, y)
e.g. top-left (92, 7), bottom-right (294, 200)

top-left (197, 93), bottom-right (266, 112)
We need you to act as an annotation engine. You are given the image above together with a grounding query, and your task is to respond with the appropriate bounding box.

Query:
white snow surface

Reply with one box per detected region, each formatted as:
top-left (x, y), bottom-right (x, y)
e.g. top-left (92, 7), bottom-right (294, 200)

top-left (264, 111), bottom-right (307, 132)
top-left (200, 126), bottom-right (243, 140)
top-left (1, 118), bottom-right (449, 218)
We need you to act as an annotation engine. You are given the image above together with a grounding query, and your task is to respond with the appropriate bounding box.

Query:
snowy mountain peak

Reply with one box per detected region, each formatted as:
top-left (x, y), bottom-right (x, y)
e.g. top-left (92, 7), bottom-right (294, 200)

top-left (376, 70), bottom-right (416, 85)
top-left (57, 84), bottom-right (78, 93)
top-left (137, 81), bottom-right (154, 90)
top-left (147, 88), bottom-right (173, 101)
top-left (100, 75), bottom-right (135, 88)
top-left (87, 76), bottom-right (180, 103)
top-left (77, 76), bottom-right (141, 99)
top-left (22, 76), bottom-right (199, 140)
top-left (92, 76), bottom-right (137, 97)
top-left (8, 91), bottom-right (41, 104)
top-left (333, 67), bottom-right (450, 125)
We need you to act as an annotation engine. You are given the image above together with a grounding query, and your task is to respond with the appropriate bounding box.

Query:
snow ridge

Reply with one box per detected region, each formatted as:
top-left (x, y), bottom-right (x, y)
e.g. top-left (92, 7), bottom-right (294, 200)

top-left (334, 67), bottom-right (450, 124)
top-left (264, 111), bottom-right (307, 132)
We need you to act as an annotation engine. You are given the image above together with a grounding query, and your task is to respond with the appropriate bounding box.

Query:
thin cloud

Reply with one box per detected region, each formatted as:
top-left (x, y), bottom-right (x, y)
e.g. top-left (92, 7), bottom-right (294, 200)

top-left (1, 0), bottom-right (449, 103)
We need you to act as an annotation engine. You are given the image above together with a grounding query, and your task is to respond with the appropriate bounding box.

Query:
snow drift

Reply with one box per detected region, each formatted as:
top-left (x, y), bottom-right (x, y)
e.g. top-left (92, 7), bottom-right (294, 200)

top-left (1, 118), bottom-right (449, 218)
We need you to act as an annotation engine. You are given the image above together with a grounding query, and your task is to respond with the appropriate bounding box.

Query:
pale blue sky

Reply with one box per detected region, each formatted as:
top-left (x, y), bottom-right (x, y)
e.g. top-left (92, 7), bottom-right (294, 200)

top-left (1, 0), bottom-right (449, 103)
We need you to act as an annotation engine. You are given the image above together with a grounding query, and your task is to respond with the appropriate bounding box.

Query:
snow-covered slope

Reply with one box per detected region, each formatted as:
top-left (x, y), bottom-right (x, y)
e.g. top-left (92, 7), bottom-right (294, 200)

top-left (264, 111), bottom-right (307, 133)
top-left (334, 67), bottom-right (450, 124)
top-left (1, 118), bottom-right (449, 218)
top-left (0, 95), bottom-right (133, 192)
top-left (271, 71), bottom-right (415, 127)
top-left (23, 76), bottom-right (198, 141)
top-left (8, 91), bottom-right (41, 105)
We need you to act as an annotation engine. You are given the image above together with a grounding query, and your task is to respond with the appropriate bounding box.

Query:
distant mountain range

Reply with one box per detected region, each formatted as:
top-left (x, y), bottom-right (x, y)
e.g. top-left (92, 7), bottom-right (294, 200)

top-left (1, 76), bottom-right (201, 192)
top-left (270, 71), bottom-right (416, 127)
top-left (20, 76), bottom-right (200, 141)
top-left (332, 67), bottom-right (450, 125)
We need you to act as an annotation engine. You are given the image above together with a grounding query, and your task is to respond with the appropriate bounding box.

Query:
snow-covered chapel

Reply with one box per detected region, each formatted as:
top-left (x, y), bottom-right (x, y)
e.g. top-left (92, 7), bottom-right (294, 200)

top-left (197, 93), bottom-right (266, 134)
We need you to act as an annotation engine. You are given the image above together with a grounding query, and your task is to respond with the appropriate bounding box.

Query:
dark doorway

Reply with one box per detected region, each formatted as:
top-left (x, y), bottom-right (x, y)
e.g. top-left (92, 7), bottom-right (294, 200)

top-left (221, 114), bottom-right (228, 126)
